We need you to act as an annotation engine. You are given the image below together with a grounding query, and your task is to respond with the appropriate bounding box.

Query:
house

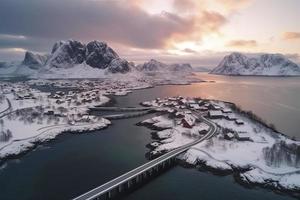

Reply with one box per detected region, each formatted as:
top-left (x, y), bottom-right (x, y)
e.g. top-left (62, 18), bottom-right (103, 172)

top-left (208, 110), bottom-right (224, 119)
top-left (175, 111), bottom-right (185, 118)
top-left (224, 132), bottom-right (235, 140)
top-left (81, 115), bottom-right (90, 122)
top-left (235, 119), bottom-right (244, 125)
top-left (56, 99), bottom-right (65, 104)
top-left (54, 112), bottom-right (63, 117)
top-left (236, 132), bottom-right (252, 141)
top-left (189, 103), bottom-right (200, 110)
top-left (179, 99), bottom-right (187, 105)
top-left (226, 114), bottom-right (237, 121)
top-left (199, 106), bottom-right (208, 111)
top-left (185, 110), bottom-right (192, 114)
top-left (222, 108), bottom-right (232, 113)
top-left (181, 114), bottom-right (196, 128)
top-left (44, 109), bottom-right (54, 115)
top-left (53, 94), bottom-right (61, 99)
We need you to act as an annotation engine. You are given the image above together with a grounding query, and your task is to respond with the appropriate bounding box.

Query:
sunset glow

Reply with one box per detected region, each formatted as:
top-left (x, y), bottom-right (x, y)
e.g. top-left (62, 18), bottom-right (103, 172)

top-left (0, 0), bottom-right (299, 66)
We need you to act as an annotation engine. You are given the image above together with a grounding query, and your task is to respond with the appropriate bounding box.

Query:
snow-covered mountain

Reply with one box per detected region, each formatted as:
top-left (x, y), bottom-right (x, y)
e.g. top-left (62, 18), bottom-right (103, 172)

top-left (0, 40), bottom-right (134, 78)
top-left (211, 52), bottom-right (300, 76)
top-left (0, 39), bottom-right (193, 79)
top-left (43, 40), bottom-right (132, 75)
top-left (22, 51), bottom-right (49, 69)
top-left (137, 59), bottom-right (193, 73)
top-left (0, 51), bottom-right (49, 77)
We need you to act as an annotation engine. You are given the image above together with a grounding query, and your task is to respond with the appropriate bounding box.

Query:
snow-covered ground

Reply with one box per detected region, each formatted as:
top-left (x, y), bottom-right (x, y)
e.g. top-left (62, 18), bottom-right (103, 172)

top-left (0, 81), bottom-right (112, 160)
top-left (139, 96), bottom-right (300, 195)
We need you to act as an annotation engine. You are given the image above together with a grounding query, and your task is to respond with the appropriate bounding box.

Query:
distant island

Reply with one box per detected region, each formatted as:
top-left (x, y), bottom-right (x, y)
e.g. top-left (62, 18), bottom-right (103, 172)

top-left (210, 52), bottom-right (300, 76)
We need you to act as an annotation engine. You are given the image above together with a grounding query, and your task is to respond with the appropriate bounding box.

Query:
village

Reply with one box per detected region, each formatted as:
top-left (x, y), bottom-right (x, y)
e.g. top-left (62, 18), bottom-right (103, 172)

top-left (0, 78), bottom-right (151, 160)
top-left (141, 96), bottom-right (251, 144)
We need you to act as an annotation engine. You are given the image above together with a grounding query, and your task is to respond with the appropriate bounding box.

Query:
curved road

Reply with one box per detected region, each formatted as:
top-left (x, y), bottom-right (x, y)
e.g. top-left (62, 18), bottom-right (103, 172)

top-left (73, 114), bottom-right (217, 200)
top-left (0, 98), bottom-right (11, 118)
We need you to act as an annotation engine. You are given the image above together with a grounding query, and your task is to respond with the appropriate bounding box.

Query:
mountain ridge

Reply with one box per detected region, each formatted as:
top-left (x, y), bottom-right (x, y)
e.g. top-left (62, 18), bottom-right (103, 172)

top-left (210, 52), bottom-right (300, 76)
top-left (0, 39), bottom-right (193, 78)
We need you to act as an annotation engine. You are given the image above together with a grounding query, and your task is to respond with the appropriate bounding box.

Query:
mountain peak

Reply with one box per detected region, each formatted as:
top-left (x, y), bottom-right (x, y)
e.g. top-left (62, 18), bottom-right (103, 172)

top-left (47, 39), bottom-right (86, 68)
top-left (22, 51), bottom-right (48, 69)
top-left (86, 40), bottom-right (119, 69)
top-left (211, 52), bottom-right (300, 76)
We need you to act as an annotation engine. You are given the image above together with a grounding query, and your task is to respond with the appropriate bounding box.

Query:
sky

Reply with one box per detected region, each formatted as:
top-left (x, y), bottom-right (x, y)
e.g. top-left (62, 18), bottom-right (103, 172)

top-left (0, 0), bottom-right (299, 68)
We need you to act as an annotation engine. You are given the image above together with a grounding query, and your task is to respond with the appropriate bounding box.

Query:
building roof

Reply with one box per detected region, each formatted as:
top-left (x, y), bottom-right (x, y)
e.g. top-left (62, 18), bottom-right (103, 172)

top-left (209, 110), bottom-right (223, 116)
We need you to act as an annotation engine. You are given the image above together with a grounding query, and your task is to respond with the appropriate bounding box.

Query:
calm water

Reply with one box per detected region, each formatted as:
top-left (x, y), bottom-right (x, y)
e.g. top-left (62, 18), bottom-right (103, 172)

top-left (117, 73), bottom-right (300, 139)
top-left (0, 74), bottom-right (299, 200)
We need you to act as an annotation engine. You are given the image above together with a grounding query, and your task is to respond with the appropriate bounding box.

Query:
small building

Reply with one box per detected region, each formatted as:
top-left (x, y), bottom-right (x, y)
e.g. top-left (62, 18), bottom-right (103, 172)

top-left (199, 106), bottom-right (208, 112)
top-left (208, 110), bottom-right (224, 119)
top-left (224, 132), bottom-right (235, 140)
top-left (81, 115), bottom-right (91, 122)
top-left (179, 99), bottom-right (187, 105)
top-left (175, 111), bottom-right (185, 118)
top-left (44, 109), bottom-right (54, 115)
top-left (226, 114), bottom-right (237, 121)
top-left (189, 103), bottom-right (200, 110)
top-left (235, 119), bottom-right (244, 125)
top-left (56, 99), bottom-right (65, 104)
top-left (222, 108), bottom-right (232, 113)
top-left (181, 114), bottom-right (196, 128)
top-left (236, 132), bottom-right (252, 141)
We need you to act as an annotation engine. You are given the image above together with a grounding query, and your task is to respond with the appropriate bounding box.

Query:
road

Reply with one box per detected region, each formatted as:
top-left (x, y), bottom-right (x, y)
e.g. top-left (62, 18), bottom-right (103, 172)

top-left (0, 98), bottom-right (11, 118)
top-left (73, 113), bottom-right (217, 200)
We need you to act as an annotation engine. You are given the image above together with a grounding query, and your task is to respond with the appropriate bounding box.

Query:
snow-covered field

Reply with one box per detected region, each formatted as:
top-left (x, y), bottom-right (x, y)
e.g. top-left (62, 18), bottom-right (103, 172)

top-left (139, 97), bottom-right (300, 196)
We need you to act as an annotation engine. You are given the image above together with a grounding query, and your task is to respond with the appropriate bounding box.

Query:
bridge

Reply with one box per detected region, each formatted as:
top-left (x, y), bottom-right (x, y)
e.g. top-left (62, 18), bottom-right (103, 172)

top-left (73, 113), bottom-right (217, 200)
top-left (102, 110), bottom-right (152, 120)
top-left (90, 106), bottom-right (156, 112)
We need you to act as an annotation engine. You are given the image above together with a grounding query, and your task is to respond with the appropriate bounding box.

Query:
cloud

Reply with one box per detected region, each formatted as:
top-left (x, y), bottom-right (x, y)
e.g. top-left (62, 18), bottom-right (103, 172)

top-left (226, 39), bottom-right (257, 47)
top-left (0, 48), bottom-right (27, 61)
top-left (0, 0), bottom-right (226, 52)
top-left (282, 32), bottom-right (300, 40)
top-left (215, 0), bottom-right (253, 12)
top-left (182, 48), bottom-right (198, 54)
top-left (173, 0), bottom-right (196, 12)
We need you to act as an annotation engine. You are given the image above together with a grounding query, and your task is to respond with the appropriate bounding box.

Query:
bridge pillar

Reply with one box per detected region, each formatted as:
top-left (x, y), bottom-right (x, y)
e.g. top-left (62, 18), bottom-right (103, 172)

top-left (136, 174), bottom-right (141, 183)
top-left (148, 168), bottom-right (153, 176)
top-left (118, 184), bottom-right (123, 193)
top-left (168, 158), bottom-right (172, 166)
top-left (142, 171), bottom-right (148, 179)
top-left (162, 161), bottom-right (166, 169)
top-left (105, 191), bottom-right (112, 199)
top-left (127, 179), bottom-right (132, 188)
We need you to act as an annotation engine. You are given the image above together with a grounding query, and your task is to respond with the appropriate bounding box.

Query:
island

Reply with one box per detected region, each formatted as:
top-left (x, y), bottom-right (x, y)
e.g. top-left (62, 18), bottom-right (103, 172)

top-left (139, 96), bottom-right (300, 198)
